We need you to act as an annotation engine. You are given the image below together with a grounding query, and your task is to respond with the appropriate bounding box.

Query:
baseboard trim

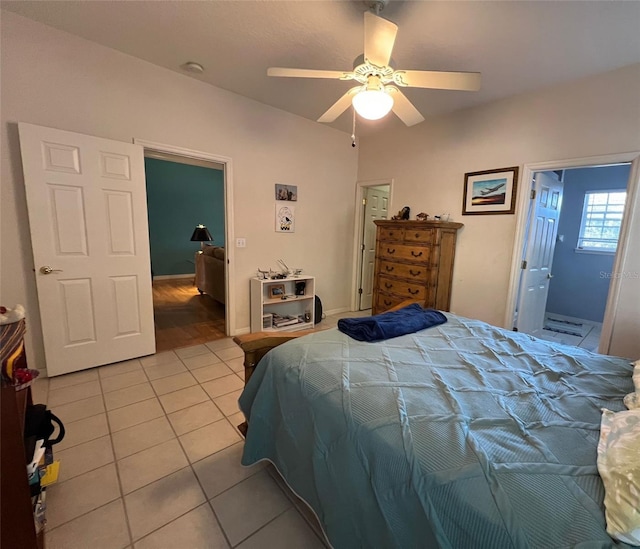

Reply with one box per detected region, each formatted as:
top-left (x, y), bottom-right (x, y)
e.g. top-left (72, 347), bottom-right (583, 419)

top-left (325, 307), bottom-right (350, 317)
top-left (233, 327), bottom-right (251, 336)
top-left (153, 273), bottom-right (195, 281)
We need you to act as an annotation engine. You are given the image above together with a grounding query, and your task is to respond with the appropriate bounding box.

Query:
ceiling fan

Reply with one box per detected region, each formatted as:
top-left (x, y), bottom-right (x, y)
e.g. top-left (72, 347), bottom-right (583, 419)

top-left (267, 6), bottom-right (481, 127)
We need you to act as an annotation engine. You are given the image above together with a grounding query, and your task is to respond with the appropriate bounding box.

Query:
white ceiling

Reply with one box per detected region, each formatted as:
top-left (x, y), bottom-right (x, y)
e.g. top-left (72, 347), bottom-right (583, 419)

top-left (3, 0), bottom-right (640, 134)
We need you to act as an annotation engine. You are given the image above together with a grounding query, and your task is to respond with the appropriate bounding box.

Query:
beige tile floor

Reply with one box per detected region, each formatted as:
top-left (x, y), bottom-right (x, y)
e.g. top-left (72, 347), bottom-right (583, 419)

top-left (34, 311), bottom-right (371, 548)
top-left (537, 312), bottom-right (603, 352)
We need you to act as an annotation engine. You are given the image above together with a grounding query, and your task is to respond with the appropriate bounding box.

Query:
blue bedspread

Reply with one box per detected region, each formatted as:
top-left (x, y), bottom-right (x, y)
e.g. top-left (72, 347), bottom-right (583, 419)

top-left (239, 313), bottom-right (634, 548)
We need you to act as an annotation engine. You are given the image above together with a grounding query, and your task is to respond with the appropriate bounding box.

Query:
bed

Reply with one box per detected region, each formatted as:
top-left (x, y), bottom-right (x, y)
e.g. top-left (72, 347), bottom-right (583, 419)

top-left (234, 311), bottom-right (634, 548)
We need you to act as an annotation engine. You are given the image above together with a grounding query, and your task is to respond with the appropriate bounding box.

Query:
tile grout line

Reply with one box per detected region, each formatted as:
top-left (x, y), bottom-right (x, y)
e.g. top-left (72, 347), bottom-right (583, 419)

top-left (229, 505), bottom-right (294, 548)
top-left (99, 361), bottom-right (136, 548)
top-left (43, 364), bottom-right (131, 542)
top-left (140, 351), bottom-right (235, 549)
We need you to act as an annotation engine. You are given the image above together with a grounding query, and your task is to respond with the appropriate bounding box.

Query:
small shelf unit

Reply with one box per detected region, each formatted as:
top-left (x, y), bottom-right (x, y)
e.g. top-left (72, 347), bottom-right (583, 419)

top-left (250, 275), bottom-right (315, 333)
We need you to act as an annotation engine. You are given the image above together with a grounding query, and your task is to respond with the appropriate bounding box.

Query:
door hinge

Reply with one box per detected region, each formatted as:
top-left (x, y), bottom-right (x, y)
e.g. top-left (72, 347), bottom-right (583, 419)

top-left (521, 260), bottom-right (527, 269)
top-left (362, 198), bottom-right (366, 205)
top-left (360, 244), bottom-right (365, 251)
top-left (358, 288), bottom-right (363, 295)
top-left (530, 189), bottom-right (536, 199)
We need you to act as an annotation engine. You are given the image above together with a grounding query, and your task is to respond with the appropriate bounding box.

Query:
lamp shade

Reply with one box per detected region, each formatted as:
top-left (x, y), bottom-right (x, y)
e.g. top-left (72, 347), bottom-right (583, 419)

top-left (352, 89), bottom-right (394, 120)
top-left (190, 224), bottom-right (213, 242)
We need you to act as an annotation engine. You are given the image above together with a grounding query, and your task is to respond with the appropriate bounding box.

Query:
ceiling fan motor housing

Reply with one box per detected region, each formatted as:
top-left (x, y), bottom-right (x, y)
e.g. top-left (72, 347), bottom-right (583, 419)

top-left (363, 0), bottom-right (389, 15)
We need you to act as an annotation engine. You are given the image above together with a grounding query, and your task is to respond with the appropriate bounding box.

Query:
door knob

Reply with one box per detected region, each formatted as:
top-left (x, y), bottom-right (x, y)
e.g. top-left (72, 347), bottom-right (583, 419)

top-left (40, 266), bottom-right (63, 275)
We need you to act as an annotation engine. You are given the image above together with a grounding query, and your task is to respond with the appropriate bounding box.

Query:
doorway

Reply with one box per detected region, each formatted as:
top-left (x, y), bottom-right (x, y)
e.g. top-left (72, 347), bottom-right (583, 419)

top-left (145, 152), bottom-right (226, 351)
top-left (352, 180), bottom-right (392, 311)
top-left (512, 162), bottom-right (632, 352)
top-left (135, 139), bottom-right (236, 352)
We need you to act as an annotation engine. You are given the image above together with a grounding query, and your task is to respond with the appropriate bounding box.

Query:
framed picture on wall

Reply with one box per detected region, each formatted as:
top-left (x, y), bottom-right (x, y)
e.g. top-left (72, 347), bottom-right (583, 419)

top-left (462, 166), bottom-right (519, 215)
top-left (275, 184), bottom-right (297, 201)
top-left (275, 204), bottom-right (295, 232)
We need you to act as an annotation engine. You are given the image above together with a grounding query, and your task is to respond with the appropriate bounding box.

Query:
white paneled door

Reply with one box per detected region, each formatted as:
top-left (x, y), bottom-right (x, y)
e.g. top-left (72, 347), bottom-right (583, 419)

top-left (515, 171), bottom-right (564, 337)
top-left (359, 186), bottom-right (389, 310)
top-left (19, 123), bottom-right (155, 376)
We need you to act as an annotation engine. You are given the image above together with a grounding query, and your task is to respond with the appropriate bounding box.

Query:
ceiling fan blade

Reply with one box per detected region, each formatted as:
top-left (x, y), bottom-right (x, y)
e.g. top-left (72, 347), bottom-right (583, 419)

top-left (364, 11), bottom-right (398, 67)
top-left (389, 89), bottom-right (425, 127)
top-left (267, 67), bottom-right (352, 80)
top-left (395, 70), bottom-right (481, 91)
top-left (317, 87), bottom-right (361, 123)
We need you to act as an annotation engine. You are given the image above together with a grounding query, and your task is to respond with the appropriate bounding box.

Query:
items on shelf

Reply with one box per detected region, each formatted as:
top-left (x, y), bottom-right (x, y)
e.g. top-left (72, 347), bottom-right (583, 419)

top-left (0, 305), bottom-right (39, 390)
top-left (250, 275), bottom-right (316, 332)
top-left (256, 261), bottom-right (304, 280)
top-left (272, 314), bottom-right (303, 328)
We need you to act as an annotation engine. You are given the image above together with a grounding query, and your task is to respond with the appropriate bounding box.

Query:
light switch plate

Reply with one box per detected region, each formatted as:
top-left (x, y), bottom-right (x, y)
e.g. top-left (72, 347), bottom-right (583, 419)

top-left (236, 238), bottom-right (246, 248)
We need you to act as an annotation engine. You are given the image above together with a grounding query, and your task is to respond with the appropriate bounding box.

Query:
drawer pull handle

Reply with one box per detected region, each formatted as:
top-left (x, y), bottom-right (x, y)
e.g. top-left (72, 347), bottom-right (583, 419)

top-left (415, 233), bottom-right (420, 238)
top-left (409, 269), bottom-right (421, 276)
top-left (384, 300), bottom-right (392, 306)
top-left (408, 288), bottom-right (419, 295)
top-left (385, 265), bottom-right (395, 272)
top-left (387, 248), bottom-right (396, 254)
top-left (385, 282), bottom-right (393, 289)
top-left (411, 250), bottom-right (423, 257)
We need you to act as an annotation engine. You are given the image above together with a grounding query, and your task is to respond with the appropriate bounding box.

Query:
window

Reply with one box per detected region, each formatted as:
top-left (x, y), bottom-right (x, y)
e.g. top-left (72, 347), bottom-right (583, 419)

top-left (577, 190), bottom-right (626, 253)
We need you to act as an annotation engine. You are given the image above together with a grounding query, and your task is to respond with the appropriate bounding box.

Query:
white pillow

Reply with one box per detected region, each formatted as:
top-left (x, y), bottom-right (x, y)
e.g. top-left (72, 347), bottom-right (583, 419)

top-left (623, 360), bottom-right (640, 410)
top-left (597, 408), bottom-right (640, 545)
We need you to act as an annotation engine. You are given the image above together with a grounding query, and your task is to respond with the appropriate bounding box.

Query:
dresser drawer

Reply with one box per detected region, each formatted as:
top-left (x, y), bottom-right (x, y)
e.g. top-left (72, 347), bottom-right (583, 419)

top-left (374, 291), bottom-right (410, 313)
top-left (378, 260), bottom-right (428, 281)
top-left (378, 275), bottom-right (426, 300)
top-left (403, 228), bottom-right (435, 244)
top-left (377, 243), bottom-right (431, 264)
top-left (378, 227), bottom-right (404, 241)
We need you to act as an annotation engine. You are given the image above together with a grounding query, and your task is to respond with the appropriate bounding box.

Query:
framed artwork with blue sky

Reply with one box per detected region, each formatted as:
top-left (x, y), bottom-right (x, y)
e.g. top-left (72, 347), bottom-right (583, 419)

top-left (462, 166), bottom-right (519, 215)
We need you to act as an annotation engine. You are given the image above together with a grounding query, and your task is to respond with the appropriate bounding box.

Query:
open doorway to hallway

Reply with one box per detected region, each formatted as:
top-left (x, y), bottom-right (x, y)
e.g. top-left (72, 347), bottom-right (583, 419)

top-left (514, 163), bottom-right (631, 351)
top-left (144, 151), bottom-right (227, 352)
top-left (354, 182), bottom-right (391, 311)
top-left (152, 278), bottom-right (226, 352)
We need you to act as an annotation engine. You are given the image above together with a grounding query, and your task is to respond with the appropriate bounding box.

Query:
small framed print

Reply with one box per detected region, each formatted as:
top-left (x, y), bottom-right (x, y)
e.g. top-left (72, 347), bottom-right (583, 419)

top-left (268, 284), bottom-right (285, 299)
top-left (275, 204), bottom-right (295, 232)
top-left (275, 184), bottom-right (297, 201)
top-left (462, 167), bottom-right (519, 215)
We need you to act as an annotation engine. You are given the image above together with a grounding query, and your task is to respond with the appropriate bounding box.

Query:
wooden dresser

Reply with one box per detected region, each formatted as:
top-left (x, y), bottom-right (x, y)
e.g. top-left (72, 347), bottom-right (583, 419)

top-left (372, 220), bottom-right (464, 315)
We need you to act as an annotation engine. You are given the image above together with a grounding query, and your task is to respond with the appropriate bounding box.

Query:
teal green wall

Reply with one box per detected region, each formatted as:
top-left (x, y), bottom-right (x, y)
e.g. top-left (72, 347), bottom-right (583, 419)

top-left (145, 158), bottom-right (224, 276)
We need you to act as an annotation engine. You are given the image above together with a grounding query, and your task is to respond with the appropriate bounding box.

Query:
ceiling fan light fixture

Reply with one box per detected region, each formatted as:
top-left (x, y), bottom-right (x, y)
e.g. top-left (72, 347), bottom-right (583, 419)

top-left (352, 89), bottom-right (394, 120)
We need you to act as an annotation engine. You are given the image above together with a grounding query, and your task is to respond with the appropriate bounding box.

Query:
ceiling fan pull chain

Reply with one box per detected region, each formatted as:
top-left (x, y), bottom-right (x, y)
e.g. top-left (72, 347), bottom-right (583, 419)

top-left (351, 108), bottom-right (357, 148)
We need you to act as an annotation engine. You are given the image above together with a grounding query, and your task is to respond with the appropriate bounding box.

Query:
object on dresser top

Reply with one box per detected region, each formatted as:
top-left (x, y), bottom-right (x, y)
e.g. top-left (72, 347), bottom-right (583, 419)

top-left (391, 206), bottom-right (411, 220)
top-left (372, 219), bottom-right (463, 315)
top-left (338, 303), bottom-right (447, 342)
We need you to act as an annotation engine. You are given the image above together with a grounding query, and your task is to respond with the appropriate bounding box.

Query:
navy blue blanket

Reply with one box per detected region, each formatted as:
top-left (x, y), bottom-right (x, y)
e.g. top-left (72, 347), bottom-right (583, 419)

top-left (338, 303), bottom-right (447, 342)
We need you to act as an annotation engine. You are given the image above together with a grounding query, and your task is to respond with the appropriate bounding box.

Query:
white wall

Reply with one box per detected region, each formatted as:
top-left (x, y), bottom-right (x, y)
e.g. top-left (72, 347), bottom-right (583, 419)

top-left (358, 63), bottom-right (640, 358)
top-left (0, 12), bottom-right (358, 371)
